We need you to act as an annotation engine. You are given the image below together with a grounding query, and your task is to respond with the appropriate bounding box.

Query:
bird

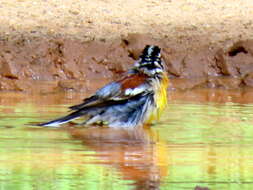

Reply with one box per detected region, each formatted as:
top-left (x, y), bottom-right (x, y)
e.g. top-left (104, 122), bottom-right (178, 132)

top-left (39, 45), bottom-right (169, 128)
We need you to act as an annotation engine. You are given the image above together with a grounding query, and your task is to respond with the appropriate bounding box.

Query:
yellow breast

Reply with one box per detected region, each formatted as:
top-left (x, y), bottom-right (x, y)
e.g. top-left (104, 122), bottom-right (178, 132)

top-left (146, 73), bottom-right (169, 124)
top-left (156, 72), bottom-right (169, 118)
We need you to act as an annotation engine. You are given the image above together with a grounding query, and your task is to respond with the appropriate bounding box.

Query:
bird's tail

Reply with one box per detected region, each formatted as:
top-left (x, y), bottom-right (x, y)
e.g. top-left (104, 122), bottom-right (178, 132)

top-left (38, 111), bottom-right (84, 127)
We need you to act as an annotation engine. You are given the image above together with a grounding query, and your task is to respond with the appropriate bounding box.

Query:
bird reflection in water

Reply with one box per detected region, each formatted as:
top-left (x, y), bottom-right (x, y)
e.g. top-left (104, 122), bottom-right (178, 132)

top-left (68, 126), bottom-right (169, 190)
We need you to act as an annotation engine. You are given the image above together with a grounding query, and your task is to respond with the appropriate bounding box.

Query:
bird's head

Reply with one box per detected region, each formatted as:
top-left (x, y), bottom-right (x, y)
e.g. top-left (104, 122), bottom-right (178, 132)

top-left (134, 45), bottom-right (165, 77)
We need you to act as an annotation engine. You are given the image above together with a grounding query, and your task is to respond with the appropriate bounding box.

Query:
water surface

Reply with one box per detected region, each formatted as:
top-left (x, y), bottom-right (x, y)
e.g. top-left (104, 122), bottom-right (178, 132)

top-left (0, 89), bottom-right (253, 190)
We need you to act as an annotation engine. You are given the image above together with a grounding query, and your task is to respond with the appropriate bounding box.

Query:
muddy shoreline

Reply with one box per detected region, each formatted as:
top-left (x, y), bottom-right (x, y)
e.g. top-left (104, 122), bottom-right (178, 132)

top-left (0, 33), bottom-right (253, 93)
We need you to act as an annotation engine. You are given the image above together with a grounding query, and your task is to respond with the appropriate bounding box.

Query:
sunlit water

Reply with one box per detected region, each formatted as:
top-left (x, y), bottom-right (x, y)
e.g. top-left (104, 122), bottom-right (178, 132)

top-left (1, 89), bottom-right (253, 190)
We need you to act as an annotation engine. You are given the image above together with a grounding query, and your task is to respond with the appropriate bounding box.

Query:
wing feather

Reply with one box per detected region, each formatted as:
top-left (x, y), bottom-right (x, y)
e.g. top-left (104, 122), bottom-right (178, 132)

top-left (69, 73), bottom-right (151, 110)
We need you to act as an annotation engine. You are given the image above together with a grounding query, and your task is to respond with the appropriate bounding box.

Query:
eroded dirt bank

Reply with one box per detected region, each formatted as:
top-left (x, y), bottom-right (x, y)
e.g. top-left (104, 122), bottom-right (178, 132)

top-left (1, 33), bottom-right (253, 93)
top-left (1, 0), bottom-right (253, 93)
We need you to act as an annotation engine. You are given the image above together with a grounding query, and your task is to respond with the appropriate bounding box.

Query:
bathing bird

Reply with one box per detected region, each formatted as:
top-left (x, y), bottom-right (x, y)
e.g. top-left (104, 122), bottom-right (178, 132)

top-left (39, 45), bottom-right (169, 128)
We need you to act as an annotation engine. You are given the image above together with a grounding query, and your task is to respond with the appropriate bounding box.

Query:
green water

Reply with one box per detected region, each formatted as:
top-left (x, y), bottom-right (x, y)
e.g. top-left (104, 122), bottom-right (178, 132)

top-left (0, 90), bottom-right (253, 190)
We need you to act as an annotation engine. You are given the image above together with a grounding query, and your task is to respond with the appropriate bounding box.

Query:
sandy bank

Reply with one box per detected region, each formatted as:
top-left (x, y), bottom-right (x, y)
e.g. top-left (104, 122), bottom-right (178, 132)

top-left (1, 0), bottom-right (253, 93)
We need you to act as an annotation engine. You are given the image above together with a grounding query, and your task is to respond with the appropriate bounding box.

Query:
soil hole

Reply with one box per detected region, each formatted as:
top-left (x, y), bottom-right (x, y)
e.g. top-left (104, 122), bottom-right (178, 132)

top-left (127, 51), bottom-right (135, 60)
top-left (122, 39), bottom-right (129, 45)
top-left (228, 46), bottom-right (248, 57)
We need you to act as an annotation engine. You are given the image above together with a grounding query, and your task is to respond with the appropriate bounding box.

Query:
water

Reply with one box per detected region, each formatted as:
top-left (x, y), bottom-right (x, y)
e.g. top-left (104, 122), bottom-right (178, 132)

top-left (0, 89), bottom-right (253, 190)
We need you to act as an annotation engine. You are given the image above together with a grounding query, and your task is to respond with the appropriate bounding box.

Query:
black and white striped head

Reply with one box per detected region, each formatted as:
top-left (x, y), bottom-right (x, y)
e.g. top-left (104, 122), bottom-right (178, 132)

top-left (134, 45), bottom-right (165, 77)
